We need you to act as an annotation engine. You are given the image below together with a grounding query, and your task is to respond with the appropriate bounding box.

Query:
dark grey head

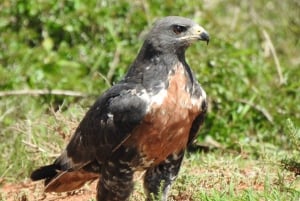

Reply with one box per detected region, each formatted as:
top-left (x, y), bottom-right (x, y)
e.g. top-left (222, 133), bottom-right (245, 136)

top-left (146, 16), bottom-right (209, 54)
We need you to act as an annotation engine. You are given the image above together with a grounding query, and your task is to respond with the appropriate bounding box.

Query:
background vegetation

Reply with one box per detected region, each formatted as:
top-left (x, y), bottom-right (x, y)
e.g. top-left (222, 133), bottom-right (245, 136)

top-left (0, 0), bottom-right (299, 200)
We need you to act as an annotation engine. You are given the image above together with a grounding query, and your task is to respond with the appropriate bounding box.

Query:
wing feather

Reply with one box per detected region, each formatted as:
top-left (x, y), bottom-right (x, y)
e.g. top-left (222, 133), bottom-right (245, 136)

top-left (31, 83), bottom-right (148, 192)
top-left (66, 83), bottom-right (148, 165)
top-left (188, 100), bottom-right (207, 145)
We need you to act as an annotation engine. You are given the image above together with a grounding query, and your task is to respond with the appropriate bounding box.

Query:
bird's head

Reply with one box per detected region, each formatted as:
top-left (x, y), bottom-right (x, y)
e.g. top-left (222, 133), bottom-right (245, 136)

top-left (146, 16), bottom-right (209, 55)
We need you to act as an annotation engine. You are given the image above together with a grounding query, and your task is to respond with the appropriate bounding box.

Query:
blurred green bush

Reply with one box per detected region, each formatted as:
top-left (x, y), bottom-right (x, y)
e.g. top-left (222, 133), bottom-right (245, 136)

top-left (0, 0), bottom-right (299, 154)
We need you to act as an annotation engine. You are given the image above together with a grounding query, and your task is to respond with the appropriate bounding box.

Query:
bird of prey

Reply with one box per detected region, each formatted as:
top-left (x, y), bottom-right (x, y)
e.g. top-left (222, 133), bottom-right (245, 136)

top-left (31, 16), bottom-right (209, 201)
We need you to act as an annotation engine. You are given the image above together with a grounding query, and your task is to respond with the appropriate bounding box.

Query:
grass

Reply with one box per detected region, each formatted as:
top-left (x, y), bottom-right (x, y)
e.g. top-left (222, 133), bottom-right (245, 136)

top-left (149, 150), bottom-right (300, 201)
top-left (0, 0), bottom-right (300, 200)
top-left (2, 149), bottom-right (299, 200)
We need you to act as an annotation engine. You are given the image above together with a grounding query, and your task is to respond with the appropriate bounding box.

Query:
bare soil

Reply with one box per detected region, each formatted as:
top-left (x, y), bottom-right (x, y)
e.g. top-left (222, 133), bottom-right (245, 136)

top-left (1, 180), bottom-right (97, 201)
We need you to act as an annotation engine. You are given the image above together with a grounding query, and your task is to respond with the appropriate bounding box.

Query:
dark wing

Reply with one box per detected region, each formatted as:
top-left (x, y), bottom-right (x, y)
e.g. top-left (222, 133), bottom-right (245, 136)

top-left (67, 83), bottom-right (148, 165)
top-left (30, 82), bottom-right (148, 192)
top-left (187, 99), bottom-right (207, 145)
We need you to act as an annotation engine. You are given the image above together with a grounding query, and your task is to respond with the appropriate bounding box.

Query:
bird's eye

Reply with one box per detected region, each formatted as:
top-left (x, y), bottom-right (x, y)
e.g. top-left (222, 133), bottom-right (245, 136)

top-left (172, 25), bottom-right (187, 35)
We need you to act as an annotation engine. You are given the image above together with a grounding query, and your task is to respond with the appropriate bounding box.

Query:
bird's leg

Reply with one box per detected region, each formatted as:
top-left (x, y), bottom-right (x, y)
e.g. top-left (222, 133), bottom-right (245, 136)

top-left (144, 151), bottom-right (184, 201)
top-left (97, 148), bottom-right (135, 201)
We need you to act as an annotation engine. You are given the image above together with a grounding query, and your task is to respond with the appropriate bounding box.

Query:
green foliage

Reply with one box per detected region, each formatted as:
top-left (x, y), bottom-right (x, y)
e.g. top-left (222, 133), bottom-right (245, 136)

top-left (285, 118), bottom-right (300, 151)
top-left (0, 0), bottom-right (299, 189)
top-left (281, 119), bottom-right (300, 176)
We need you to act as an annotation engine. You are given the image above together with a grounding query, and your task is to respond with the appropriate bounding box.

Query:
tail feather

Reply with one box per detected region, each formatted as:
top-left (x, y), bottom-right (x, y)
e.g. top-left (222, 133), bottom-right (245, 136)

top-left (30, 152), bottom-right (100, 192)
top-left (30, 164), bottom-right (59, 182)
top-left (45, 169), bottom-right (99, 192)
top-left (31, 150), bottom-right (77, 184)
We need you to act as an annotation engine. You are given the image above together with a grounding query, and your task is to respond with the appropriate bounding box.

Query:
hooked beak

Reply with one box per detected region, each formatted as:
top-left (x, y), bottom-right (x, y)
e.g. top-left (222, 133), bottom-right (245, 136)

top-left (188, 24), bottom-right (210, 45)
top-left (179, 24), bottom-right (210, 46)
top-left (199, 31), bottom-right (210, 45)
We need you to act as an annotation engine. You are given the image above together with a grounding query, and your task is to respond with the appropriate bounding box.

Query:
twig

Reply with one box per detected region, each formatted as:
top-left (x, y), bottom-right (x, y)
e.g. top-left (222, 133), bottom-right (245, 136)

top-left (0, 89), bottom-right (87, 97)
top-left (22, 140), bottom-right (47, 153)
top-left (22, 140), bottom-right (59, 157)
top-left (249, 2), bottom-right (285, 85)
top-left (237, 99), bottom-right (274, 124)
top-left (262, 29), bottom-right (285, 85)
top-left (107, 45), bottom-right (121, 83)
top-left (0, 107), bottom-right (15, 122)
top-left (97, 72), bottom-right (112, 87)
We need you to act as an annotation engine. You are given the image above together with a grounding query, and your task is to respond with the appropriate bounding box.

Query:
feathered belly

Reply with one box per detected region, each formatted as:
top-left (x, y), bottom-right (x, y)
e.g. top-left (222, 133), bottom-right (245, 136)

top-left (124, 64), bottom-right (204, 168)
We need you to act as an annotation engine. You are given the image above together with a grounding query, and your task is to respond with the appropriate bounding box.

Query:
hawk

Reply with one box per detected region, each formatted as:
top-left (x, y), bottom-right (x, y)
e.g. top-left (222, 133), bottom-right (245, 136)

top-left (31, 16), bottom-right (209, 201)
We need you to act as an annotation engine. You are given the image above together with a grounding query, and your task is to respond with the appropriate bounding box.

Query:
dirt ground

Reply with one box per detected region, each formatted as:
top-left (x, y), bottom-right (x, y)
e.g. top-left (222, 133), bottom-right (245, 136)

top-left (1, 161), bottom-right (298, 201)
top-left (1, 180), bottom-right (97, 201)
top-left (0, 173), bottom-right (270, 201)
